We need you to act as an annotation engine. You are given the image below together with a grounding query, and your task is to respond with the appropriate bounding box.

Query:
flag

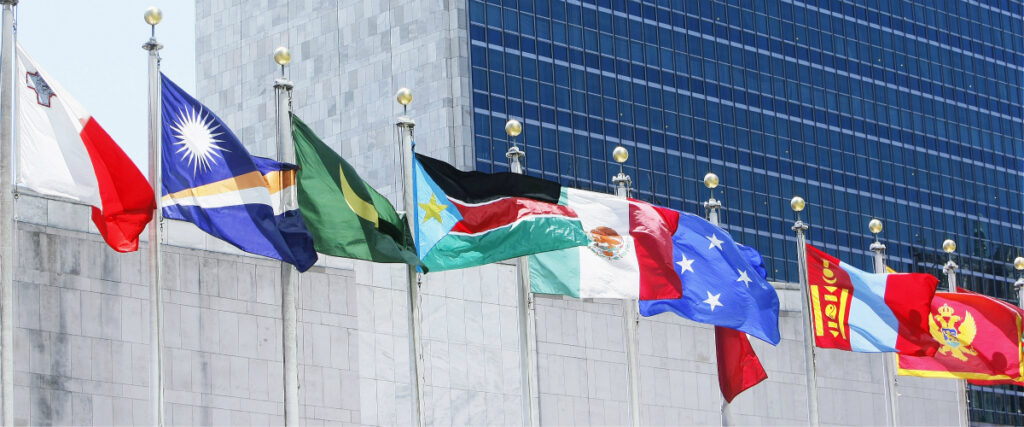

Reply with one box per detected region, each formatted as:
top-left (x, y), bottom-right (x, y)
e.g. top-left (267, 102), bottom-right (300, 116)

top-left (805, 244), bottom-right (938, 355)
top-left (291, 114), bottom-right (421, 267)
top-left (15, 44), bottom-right (154, 252)
top-left (413, 153), bottom-right (588, 272)
top-left (716, 326), bottom-right (768, 402)
top-left (898, 291), bottom-right (1024, 383)
top-left (528, 191), bottom-right (682, 300)
top-left (160, 74), bottom-right (317, 271)
top-left (638, 211), bottom-right (780, 344)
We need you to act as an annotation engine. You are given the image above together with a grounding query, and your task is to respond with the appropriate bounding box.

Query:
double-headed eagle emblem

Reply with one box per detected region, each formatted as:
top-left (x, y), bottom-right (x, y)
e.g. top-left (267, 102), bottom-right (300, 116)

top-left (929, 303), bottom-right (977, 361)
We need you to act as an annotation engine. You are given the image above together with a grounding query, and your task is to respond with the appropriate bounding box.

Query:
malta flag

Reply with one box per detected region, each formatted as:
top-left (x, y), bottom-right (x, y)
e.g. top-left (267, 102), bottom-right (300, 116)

top-left (805, 244), bottom-right (939, 355)
top-left (15, 44), bottom-right (154, 252)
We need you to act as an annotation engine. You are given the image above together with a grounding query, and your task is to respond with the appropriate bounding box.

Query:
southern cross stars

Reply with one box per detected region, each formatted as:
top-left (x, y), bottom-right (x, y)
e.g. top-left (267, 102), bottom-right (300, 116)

top-left (736, 269), bottom-right (752, 287)
top-left (703, 291), bottom-right (723, 311)
top-left (677, 254), bottom-right (695, 274)
top-left (706, 234), bottom-right (724, 250)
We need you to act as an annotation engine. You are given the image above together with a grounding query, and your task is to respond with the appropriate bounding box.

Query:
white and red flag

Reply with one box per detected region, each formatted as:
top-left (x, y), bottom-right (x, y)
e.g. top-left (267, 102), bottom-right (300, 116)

top-left (15, 44), bottom-right (154, 252)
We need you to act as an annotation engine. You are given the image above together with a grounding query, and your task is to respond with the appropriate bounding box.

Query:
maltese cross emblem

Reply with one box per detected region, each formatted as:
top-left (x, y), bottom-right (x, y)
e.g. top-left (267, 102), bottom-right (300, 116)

top-left (26, 72), bottom-right (55, 108)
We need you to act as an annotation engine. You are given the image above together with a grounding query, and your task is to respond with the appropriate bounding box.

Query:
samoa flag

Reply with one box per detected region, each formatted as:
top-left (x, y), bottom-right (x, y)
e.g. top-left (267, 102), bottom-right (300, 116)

top-left (805, 244), bottom-right (938, 355)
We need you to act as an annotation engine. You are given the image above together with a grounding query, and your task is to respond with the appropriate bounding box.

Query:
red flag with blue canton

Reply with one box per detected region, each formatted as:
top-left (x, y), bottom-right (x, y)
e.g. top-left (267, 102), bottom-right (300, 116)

top-left (805, 244), bottom-right (938, 355)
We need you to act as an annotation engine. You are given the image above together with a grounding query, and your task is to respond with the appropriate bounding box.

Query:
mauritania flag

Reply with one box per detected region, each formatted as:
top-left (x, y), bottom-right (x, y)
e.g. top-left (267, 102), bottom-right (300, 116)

top-left (528, 190), bottom-right (683, 301)
top-left (160, 74), bottom-right (318, 272)
top-left (291, 114), bottom-right (421, 267)
top-left (413, 154), bottom-right (588, 272)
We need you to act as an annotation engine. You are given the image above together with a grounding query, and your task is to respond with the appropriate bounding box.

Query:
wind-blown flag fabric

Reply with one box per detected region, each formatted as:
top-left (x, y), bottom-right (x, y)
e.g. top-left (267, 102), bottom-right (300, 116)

top-left (638, 211), bottom-right (780, 344)
top-left (412, 153), bottom-right (587, 272)
top-left (898, 290), bottom-right (1024, 383)
top-left (15, 44), bottom-right (154, 252)
top-left (292, 114), bottom-right (421, 267)
top-left (805, 244), bottom-right (938, 355)
top-left (160, 74), bottom-right (317, 271)
top-left (528, 191), bottom-right (683, 300)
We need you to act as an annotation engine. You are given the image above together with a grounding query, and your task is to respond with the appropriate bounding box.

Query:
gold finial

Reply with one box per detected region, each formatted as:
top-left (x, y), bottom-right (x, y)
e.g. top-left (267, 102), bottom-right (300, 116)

top-left (144, 6), bottom-right (162, 26)
top-left (1014, 256), bottom-right (1024, 271)
top-left (274, 46), bottom-right (291, 66)
top-left (396, 87), bottom-right (413, 106)
top-left (703, 172), bottom-right (719, 190)
top-left (612, 146), bottom-right (629, 164)
top-left (505, 119), bottom-right (522, 137)
top-left (790, 196), bottom-right (805, 212)
top-left (868, 219), bottom-right (883, 235)
top-left (942, 239), bottom-right (956, 254)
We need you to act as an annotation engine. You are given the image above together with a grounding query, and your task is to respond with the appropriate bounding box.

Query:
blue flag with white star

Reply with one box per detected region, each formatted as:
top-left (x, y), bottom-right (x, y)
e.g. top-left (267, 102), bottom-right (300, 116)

top-left (159, 74), bottom-right (317, 271)
top-left (412, 153), bottom-right (462, 259)
top-left (639, 212), bottom-right (780, 345)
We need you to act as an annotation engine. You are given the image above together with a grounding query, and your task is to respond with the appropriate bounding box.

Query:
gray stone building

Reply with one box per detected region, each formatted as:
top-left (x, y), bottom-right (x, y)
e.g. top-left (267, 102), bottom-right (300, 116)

top-left (11, 0), bottom-right (967, 425)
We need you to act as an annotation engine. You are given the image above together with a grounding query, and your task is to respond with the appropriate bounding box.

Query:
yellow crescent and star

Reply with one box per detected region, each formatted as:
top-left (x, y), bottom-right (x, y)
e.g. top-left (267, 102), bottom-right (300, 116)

top-left (419, 194), bottom-right (449, 224)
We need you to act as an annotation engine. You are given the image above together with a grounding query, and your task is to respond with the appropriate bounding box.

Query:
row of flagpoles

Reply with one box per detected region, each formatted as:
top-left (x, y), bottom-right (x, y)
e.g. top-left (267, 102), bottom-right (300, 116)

top-left (1, 4), bottom-right (1023, 427)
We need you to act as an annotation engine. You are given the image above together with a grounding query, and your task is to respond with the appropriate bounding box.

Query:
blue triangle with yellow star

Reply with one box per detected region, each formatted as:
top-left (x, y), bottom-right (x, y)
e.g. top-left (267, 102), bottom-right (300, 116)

top-left (412, 152), bottom-right (462, 259)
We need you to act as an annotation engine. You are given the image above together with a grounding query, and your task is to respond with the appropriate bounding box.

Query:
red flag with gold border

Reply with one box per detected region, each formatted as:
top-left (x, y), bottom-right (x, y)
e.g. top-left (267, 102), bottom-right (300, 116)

top-left (897, 292), bottom-right (1024, 382)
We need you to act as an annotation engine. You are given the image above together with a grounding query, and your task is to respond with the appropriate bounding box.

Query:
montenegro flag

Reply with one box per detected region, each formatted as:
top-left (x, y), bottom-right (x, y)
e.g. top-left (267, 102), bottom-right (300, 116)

top-left (897, 291), bottom-right (1024, 383)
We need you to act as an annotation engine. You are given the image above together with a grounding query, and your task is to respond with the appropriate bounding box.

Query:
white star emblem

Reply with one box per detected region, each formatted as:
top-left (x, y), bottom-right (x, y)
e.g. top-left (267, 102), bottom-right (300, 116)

top-left (707, 234), bottom-right (724, 250)
top-left (703, 291), bottom-right (723, 311)
top-left (736, 269), bottom-right (752, 287)
top-left (170, 107), bottom-right (230, 174)
top-left (676, 254), bottom-right (695, 274)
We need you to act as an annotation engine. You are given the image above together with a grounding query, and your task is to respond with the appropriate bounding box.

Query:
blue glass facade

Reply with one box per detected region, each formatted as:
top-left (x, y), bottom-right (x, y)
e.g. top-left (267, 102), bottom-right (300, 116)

top-left (468, 0), bottom-right (1024, 423)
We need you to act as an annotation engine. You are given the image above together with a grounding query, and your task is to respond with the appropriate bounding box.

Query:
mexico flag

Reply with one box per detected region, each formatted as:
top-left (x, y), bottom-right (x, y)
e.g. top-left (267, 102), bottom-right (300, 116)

top-left (15, 44), bottom-right (154, 252)
top-left (528, 189), bottom-right (683, 300)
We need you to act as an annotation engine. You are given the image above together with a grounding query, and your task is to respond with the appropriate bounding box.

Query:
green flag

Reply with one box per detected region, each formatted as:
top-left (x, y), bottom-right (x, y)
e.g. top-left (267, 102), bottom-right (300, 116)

top-left (292, 114), bottom-right (423, 268)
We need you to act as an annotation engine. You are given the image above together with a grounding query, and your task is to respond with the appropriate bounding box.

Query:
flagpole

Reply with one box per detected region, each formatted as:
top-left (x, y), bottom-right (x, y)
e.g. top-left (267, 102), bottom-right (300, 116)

top-left (868, 219), bottom-right (899, 426)
top-left (611, 146), bottom-right (641, 427)
top-left (941, 239), bottom-right (969, 427)
top-left (702, 173), bottom-right (735, 426)
top-left (395, 88), bottom-right (425, 427)
top-left (0, 1), bottom-right (17, 425)
top-left (504, 119), bottom-right (540, 426)
top-left (141, 8), bottom-right (166, 426)
top-left (1014, 257), bottom-right (1024, 310)
top-left (271, 46), bottom-right (303, 426)
top-left (790, 196), bottom-right (820, 426)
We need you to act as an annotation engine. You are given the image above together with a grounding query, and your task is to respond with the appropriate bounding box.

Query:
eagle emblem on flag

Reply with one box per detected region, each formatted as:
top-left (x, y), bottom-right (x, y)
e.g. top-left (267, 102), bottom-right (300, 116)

top-left (930, 303), bottom-right (977, 362)
top-left (587, 226), bottom-right (629, 260)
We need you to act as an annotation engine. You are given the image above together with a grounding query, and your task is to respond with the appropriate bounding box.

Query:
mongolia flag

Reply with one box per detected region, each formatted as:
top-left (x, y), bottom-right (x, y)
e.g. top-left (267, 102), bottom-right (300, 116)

top-left (805, 244), bottom-right (938, 355)
top-left (15, 44), bottom-right (154, 252)
top-left (528, 192), bottom-right (684, 301)
top-left (412, 153), bottom-right (588, 272)
top-left (159, 75), bottom-right (317, 271)
top-left (898, 290), bottom-right (1024, 383)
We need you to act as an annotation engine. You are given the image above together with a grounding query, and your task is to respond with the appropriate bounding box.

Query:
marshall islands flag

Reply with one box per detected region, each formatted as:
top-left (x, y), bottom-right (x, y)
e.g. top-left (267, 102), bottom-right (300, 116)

top-left (159, 74), bottom-right (318, 271)
top-left (805, 244), bottom-right (938, 355)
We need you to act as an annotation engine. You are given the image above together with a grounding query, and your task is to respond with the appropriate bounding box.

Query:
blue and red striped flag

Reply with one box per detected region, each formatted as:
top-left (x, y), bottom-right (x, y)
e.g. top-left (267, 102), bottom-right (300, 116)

top-left (805, 244), bottom-right (939, 355)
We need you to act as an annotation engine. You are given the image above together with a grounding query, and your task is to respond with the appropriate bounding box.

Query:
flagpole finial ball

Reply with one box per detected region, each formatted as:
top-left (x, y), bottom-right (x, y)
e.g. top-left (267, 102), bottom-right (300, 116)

top-left (612, 146), bottom-right (629, 163)
top-left (1014, 256), bottom-right (1024, 271)
top-left (273, 47), bottom-right (291, 66)
top-left (144, 6), bottom-right (162, 26)
top-left (868, 219), bottom-right (883, 234)
top-left (703, 172), bottom-right (719, 189)
top-left (790, 196), bottom-right (805, 212)
top-left (942, 239), bottom-right (956, 254)
top-left (396, 88), bottom-right (413, 106)
top-left (505, 119), bottom-right (522, 137)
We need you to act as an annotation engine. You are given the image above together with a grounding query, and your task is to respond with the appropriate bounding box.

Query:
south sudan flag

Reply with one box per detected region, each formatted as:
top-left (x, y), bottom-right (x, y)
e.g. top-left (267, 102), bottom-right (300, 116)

top-left (292, 114), bottom-right (422, 267)
top-left (414, 153), bottom-right (588, 272)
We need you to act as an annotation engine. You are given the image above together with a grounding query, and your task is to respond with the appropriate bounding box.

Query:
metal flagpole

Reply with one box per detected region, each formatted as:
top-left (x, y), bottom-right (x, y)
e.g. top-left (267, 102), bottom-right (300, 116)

top-left (0, 1), bottom-right (17, 424)
top-left (1014, 256), bottom-right (1024, 310)
top-left (395, 88), bottom-right (425, 427)
top-left (504, 119), bottom-right (540, 426)
top-left (610, 146), bottom-right (641, 427)
top-left (790, 196), bottom-right (820, 426)
top-left (701, 173), bottom-right (735, 426)
top-left (142, 7), bottom-right (165, 426)
top-left (941, 239), bottom-right (969, 427)
top-left (868, 219), bottom-right (899, 426)
top-left (271, 46), bottom-right (302, 426)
